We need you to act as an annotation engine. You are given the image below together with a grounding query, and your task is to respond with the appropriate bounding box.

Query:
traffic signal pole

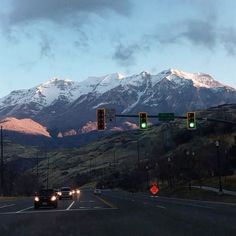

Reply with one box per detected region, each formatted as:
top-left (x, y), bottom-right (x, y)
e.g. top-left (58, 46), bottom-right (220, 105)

top-left (114, 114), bottom-right (236, 126)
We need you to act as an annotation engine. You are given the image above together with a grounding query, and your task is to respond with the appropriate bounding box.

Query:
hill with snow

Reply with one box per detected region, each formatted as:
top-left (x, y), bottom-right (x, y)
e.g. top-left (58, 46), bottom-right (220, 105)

top-left (0, 68), bottom-right (235, 135)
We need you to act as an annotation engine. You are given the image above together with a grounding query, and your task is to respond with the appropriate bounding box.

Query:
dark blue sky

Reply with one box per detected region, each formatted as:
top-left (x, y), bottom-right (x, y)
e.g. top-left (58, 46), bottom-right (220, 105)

top-left (0, 0), bottom-right (236, 96)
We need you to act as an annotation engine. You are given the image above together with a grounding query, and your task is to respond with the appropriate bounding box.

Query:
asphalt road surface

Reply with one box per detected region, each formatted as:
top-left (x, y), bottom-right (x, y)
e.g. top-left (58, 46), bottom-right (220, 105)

top-left (0, 189), bottom-right (236, 236)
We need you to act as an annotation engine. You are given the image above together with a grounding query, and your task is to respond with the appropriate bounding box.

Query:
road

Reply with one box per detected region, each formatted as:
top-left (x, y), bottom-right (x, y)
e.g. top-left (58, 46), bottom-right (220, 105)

top-left (0, 189), bottom-right (236, 236)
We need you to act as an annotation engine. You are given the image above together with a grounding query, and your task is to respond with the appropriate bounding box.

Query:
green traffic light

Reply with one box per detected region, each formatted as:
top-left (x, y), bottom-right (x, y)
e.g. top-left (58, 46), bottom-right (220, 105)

top-left (141, 122), bottom-right (147, 129)
top-left (189, 122), bottom-right (195, 128)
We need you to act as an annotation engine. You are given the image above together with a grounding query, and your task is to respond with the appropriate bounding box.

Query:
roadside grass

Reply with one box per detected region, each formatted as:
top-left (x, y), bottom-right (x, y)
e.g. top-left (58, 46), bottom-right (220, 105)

top-left (199, 175), bottom-right (236, 191)
top-left (158, 186), bottom-right (236, 203)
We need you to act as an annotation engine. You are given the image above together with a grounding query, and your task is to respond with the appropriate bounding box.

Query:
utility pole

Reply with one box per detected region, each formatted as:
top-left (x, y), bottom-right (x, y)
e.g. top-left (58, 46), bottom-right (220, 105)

top-left (0, 126), bottom-right (4, 196)
top-left (36, 152), bottom-right (39, 189)
top-left (46, 151), bottom-right (49, 189)
top-left (137, 139), bottom-right (140, 166)
top-left (113, 149), bottom-right (115, 165)
top-left (216, 141), bottom-right (223, 193)
top-left (89, 159), bottom-right (92, 177)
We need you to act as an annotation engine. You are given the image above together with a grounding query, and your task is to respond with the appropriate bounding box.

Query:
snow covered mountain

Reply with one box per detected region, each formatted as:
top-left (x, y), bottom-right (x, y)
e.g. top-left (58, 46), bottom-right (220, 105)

top-left (0, 69), bottom-right (235, 134)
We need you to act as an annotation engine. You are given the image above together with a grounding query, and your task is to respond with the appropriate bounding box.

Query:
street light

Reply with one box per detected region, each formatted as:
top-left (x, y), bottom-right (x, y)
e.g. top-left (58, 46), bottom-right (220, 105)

top-left (215, 140), bottom-right (223, 193)
top-left (167, 157), bottom-right (172, 188)
top-left (146, 165), bottom-right (149, 190)
top-left (185, 150), bottom-right (192, 190)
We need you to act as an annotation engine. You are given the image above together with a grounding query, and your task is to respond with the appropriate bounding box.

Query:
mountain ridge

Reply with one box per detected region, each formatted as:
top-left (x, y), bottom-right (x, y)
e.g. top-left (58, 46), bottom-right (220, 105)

top-left (0, 68), bottom-right (236, 134)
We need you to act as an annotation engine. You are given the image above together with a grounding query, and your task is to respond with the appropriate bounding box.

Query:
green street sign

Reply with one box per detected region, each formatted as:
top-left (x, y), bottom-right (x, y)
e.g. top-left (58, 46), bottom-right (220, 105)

top-left (158, 113), bottom-right (175, 121)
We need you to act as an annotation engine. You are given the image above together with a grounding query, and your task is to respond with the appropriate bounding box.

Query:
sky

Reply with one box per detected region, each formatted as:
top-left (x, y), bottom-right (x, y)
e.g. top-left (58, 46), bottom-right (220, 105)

top-left (0, 0), bottom-right (236, 97)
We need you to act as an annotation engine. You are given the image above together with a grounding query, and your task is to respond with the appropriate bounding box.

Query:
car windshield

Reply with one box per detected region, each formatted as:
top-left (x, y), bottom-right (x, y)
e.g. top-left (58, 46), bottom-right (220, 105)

top-left (38, 190), bottom-right (54, 196)
top-left (61, 188), bottom-right (71, 191)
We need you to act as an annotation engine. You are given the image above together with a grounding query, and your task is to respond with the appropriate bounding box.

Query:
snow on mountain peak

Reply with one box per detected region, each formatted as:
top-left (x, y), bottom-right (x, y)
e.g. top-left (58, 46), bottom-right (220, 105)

top-left (163, 68), bottom-right (226, 89)
top-left (79, 72), bottom-right (125, 94)
top-left (0, 69), bottom-right (233, 111)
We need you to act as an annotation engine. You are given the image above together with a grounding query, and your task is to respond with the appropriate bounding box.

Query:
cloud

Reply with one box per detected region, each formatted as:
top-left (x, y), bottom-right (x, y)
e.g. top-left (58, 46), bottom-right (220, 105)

top-left (112, 43), bottom-right (141, 66)
top-left (39, 34), bottom-right (54, 58)
top-left (3, 0), bottom-right (132, 29)
top-left (180, 19), bottom-right (217, 49)
top-left (221, 27), bottom-right (236, 55)
top-left (73, 30), bottom-right (89, 49)
top-left (146, 13), bottom-right (236, 56)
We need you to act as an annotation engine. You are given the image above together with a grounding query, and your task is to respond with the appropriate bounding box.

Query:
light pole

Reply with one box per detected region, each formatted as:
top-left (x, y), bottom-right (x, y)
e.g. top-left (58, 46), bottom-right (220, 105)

top-left (0, 126), bottom-right (3, 195)
top-left (185, 150), bottom-right (192, 190)
top-left (46, 151), bottom-right (49, 189)
top-left (146, 165), bottom-right (149, 190)
top-left (216, 140), bottom-right (223, 193)
top-left (167, 157), bottom-right (172, 188)
top-left (36, 152), bottom-right (39, 189)
top-left (137, 139), bottom-right (140, 166)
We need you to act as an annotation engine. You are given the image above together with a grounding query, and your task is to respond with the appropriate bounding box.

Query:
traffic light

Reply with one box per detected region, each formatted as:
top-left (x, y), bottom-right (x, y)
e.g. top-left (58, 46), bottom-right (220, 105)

top-left (97, 108), bottom-right (105, 130)
top-left (139, 112), bottom-right (148, 129)
top-left (187, 112), bottom-right (196, 130)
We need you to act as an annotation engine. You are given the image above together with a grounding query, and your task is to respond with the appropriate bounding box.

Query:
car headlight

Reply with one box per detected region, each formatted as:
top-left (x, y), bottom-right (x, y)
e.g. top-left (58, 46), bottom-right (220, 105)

top-left (69, 191), bottom-right (72, 195)
top-left (72, 190), bottom-right (75, 194)
top-left (34, 196), bottom-right (40, 202)
top-left (58, 192), bottom-right (62, 196)
top-left (76, 189), bottom-right (80, 194)
top-left (51, 196), bottom-right (57, 201)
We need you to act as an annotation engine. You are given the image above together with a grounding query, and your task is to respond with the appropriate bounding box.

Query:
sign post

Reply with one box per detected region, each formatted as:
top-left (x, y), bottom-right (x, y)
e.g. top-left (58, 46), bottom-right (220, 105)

top-left (149, 184), bottom-right (159, 196)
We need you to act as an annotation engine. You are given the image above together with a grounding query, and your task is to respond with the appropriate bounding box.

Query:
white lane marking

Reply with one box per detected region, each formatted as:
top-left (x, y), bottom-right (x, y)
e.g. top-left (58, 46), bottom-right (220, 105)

top-left (94, 206), bottom-right (103, 209)
top-left (156, 205), bottom-right (166, 209)
top-left (16, 206), bottom-right (33, 213)
top-left (66, 201), bottom-right (75, 210)
top-left (0, 207), bottom-right (118, 215)
top-left (79, 206), bottom-right (87, 209)
top-left (89, 200), bottom-right (95, 203)
top-left (0, 204), bottom-right (15, 209)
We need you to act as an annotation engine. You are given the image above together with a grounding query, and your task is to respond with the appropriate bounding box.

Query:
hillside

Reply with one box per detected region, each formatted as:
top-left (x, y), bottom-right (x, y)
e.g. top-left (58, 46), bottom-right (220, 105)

top-left (33, 104), bottom-right (236, 188)
top-left (0, 117), bottom-right (50, 137)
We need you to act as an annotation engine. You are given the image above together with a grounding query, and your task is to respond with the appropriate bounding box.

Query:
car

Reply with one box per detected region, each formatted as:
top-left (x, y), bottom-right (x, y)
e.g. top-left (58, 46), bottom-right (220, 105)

top-left (93, 188), bottom-right (102, 195)
top-left (75, 188), bottom-right (80, 196)
top-left (54, 189), bottom-right (60, 196)
top-left (71, 188), bottom-right (80, 197)
top-left (58, 187), bottom-right (73, 200)
top-left (34, 189), bottom-right (58, 209)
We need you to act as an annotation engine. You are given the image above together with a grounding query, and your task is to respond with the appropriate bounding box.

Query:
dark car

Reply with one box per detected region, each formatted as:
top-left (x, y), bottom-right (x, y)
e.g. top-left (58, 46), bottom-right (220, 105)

top-left (34, 189), bottom-right (58, 209)
top-left (58, 187), bottom-right (73, 200)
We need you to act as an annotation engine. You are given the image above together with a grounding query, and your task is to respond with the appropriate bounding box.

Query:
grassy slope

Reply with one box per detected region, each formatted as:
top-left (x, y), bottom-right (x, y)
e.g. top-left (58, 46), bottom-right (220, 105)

top-left (0, 104), bottom-right (230, 197)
